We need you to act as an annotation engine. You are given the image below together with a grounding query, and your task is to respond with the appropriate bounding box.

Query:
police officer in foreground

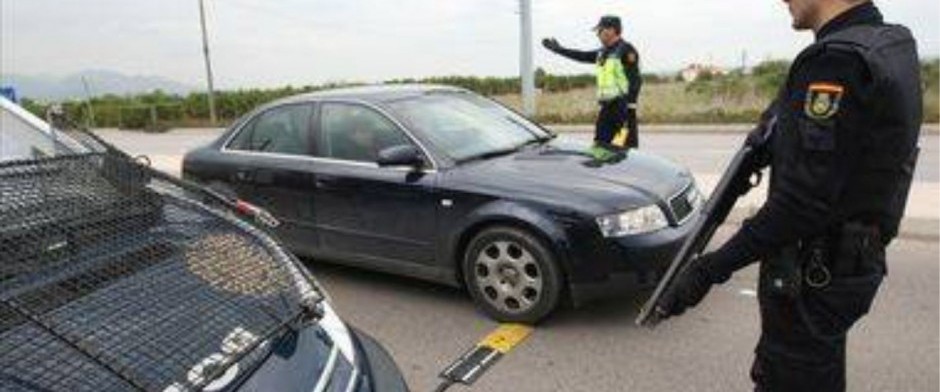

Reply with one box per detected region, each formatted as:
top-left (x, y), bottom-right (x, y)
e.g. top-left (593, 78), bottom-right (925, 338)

top-left (659, 0), bottom-right (921, 391)
top-left (542, 15), bottom-right (642, 158)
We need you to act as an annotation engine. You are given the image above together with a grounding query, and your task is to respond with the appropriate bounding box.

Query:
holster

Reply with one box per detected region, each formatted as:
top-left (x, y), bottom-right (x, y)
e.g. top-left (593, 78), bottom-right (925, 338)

top-left (814, 222), bottom-right (885, 278)
top-left (761, 222), bottom-right (884, 299)
top-left (761, 245), bottom-right (803, 299)
top-left (794, 222), bottom-right (886, 338)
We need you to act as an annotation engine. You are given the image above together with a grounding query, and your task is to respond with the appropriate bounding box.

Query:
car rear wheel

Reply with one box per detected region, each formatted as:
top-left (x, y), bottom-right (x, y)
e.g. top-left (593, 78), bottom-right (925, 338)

top-left (463, 226), bottom-right (563, 323)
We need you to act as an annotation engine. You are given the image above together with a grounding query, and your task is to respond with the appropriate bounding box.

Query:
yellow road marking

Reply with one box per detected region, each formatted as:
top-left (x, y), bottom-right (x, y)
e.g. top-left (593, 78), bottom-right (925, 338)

top-left (477, 323), bottom-right (534, 354)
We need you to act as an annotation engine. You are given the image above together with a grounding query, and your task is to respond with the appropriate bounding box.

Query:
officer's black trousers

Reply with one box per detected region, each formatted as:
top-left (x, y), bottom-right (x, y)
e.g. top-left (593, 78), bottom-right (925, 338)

top-left (595, 97), bottom-right (627, 147)
top-left (751, 242), bottom-right (885, 392)
top-left (626, 106), bottom-right (639, 148)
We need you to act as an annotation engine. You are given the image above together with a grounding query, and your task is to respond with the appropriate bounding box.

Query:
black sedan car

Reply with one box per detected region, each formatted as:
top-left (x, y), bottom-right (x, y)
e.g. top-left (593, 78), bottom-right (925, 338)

top-left (183, 85), bottom-right (703, 323)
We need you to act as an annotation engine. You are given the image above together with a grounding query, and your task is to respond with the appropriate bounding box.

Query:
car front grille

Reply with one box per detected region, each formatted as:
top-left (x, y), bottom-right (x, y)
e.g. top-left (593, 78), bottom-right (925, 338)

top-left (668, 182), bottom-right (698, 225)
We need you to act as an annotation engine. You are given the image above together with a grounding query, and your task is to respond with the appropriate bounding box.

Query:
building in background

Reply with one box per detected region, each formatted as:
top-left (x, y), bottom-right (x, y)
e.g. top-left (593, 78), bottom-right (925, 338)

top-left (679, 64), bottom-right (728, 82)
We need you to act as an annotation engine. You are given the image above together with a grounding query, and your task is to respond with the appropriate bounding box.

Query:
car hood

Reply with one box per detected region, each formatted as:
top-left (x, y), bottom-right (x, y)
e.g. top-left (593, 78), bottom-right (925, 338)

top-left (445, 136), bottom-right (694, 215)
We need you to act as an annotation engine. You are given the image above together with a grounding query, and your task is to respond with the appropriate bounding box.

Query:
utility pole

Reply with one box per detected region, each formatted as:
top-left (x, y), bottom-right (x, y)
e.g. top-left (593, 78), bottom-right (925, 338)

top-left (519, 0), bottom-right (535, 117)
top-left (80, 76), bottom-right (96, 128)
top-left (198, 0), bottom-right (218, 125)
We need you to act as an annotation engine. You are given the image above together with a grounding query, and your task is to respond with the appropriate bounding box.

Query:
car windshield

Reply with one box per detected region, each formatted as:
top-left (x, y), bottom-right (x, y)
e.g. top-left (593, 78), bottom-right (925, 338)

top-left (386, 91), bottom-right (552, 162)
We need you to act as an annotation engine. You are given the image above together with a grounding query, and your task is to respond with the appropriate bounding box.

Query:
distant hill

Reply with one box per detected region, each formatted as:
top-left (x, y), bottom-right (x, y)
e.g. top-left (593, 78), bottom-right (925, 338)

top-left (0, 69), bottom-right (195, 101)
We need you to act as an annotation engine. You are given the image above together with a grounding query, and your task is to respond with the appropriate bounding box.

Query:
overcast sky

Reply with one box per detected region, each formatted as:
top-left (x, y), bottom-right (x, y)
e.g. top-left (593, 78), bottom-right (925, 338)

top-left (2, 0), bottom-right (938, 89)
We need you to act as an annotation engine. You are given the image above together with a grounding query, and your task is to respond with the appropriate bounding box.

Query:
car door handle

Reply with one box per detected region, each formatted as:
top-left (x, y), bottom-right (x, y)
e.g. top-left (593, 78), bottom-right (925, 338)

top-left (315, 175), bottom-right (339, 189)
top-left (234, 169), bottom-right (252, 182)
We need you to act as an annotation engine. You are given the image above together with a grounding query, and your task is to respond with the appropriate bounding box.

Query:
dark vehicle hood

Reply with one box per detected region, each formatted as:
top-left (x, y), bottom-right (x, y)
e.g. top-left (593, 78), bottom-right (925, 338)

top-left (446, 136), bottom-right (693, 215)
top-left (0, 152), bottom-right (328, 392)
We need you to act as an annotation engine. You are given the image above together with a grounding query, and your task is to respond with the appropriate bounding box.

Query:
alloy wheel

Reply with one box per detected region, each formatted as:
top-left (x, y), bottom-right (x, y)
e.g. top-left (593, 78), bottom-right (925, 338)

top-left (473, 240), bottom-right (543, 314)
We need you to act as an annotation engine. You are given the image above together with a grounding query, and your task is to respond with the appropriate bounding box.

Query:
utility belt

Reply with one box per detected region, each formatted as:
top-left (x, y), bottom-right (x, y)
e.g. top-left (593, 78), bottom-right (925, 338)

top-left (762, 222), bottom-right (885, 298)
top-left (597, 96), bottom-right (627, 107)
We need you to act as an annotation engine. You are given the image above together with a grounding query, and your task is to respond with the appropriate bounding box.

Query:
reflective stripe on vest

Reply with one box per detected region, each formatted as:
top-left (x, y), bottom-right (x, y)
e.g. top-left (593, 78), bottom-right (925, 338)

top-left (596, 54), bottom-right (629, 102)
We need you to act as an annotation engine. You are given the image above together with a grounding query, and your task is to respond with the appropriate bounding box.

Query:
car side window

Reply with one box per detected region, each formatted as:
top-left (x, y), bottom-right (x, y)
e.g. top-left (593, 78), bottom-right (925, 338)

top-left (317, 103), bottom-right (412, 163)
top-left (227, 104), bottom-right (313, 155)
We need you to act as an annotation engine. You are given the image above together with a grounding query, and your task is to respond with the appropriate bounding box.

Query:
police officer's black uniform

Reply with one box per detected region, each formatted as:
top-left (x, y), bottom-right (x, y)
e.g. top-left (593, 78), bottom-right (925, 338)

top-left (543, 18), bottom-right (643, 148)
top-left (661, 3), bottom-right (922, 391)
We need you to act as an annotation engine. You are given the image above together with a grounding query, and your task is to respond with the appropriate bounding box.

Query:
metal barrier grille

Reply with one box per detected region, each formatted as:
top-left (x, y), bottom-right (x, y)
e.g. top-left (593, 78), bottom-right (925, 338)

top-left (1, 151), bottom-right (321, 392)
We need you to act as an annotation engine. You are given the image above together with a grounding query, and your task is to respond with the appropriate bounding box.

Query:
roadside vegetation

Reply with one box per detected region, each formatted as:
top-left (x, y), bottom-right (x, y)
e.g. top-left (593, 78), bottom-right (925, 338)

top-left (19, 59), bottom-right (939, 131)
top-left (922, 58), bottom-right (940, 123)
top-left (499, 59), bottom-right (939, 125)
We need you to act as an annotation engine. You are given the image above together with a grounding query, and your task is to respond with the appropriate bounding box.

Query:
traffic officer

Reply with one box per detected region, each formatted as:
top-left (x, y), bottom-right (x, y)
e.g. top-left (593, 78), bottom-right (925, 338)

top-left (542, 15), bottom-right (642, 157)
top-left (659, 1), bottom-right (921, 391)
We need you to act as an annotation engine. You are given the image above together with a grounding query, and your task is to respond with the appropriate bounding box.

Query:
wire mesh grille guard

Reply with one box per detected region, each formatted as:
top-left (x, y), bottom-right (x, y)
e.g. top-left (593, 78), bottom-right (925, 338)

top-left (1, 152), bottom-right (321, 392)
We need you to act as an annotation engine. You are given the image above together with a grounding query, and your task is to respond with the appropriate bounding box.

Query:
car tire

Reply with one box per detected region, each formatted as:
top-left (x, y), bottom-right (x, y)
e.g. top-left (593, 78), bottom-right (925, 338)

top-left (463, 226), bottom-right (563, 324)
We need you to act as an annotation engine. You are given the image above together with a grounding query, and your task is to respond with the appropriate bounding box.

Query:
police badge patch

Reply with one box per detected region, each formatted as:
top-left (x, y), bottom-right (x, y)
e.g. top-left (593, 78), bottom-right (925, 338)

top-left (626, 52), bottom-right (637, 64)
top-left (804, 82), bottom-right (844, 121)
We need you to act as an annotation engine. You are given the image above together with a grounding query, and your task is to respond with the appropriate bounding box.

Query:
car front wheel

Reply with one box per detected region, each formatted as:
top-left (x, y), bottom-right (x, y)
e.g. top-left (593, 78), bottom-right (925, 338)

top-left (463, 226), bottom-right (563, 323)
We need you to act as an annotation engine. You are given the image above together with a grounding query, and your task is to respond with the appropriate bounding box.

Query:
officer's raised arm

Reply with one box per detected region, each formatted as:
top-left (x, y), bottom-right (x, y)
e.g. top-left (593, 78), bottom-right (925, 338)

top-left (541, 37), bottom-right (598, 64)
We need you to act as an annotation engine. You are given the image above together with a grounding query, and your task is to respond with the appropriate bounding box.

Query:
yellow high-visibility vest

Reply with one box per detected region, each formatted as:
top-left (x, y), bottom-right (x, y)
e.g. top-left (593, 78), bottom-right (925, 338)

top-left (596, 52), bottom-right (629, 102)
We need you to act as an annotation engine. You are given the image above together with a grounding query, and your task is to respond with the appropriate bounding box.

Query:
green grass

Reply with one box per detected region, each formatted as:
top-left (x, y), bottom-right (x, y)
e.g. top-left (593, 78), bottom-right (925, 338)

top-left (493, 82), bottom-right (771, 124)
top-left (494, 81), bottom-right (939, 124)
top-left (924, 85), bottom-right (939, 123)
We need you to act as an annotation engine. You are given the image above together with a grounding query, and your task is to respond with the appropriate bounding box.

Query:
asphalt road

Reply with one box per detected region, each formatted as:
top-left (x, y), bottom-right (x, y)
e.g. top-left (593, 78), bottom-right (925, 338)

top-left (97, 128), bottom-right (940, 391)
top-left (315, 231), bottom-right (938, 392)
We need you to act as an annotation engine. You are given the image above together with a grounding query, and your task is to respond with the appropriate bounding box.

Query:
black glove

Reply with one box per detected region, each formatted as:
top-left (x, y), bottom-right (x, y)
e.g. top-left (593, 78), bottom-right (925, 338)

top-left (745, 120), bottom-right (774, 170)
top-left (745, 126), bottom-right (766, 148)
top-left (746, 101), bottom-right (778, 149)
top-left (658, 252), bottom-right (732, 319)
top-left (542, 37), bottom-right (561, 52)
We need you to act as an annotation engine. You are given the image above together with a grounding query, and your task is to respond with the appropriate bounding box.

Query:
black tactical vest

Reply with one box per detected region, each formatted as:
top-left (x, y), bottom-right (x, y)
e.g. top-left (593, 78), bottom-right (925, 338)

top-left (778, 24), bottom-right (922, 242)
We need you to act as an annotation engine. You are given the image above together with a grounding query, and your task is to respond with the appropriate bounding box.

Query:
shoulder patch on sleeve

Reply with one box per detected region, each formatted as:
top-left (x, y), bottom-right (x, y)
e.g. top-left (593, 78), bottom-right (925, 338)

top-left (625, 52), bottom-right (637, 64)
top-left (804, 82), bottom-right (844, 121)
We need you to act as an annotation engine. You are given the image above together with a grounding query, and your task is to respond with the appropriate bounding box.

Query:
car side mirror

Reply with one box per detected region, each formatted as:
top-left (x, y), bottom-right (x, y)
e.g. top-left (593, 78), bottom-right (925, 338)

top-left (377, 145), bottom-right (424, 168)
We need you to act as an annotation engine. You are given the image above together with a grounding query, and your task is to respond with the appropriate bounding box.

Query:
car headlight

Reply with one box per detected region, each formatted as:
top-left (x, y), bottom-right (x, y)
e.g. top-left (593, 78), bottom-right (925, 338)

top-left (596, 205), bottom-right (669, 237)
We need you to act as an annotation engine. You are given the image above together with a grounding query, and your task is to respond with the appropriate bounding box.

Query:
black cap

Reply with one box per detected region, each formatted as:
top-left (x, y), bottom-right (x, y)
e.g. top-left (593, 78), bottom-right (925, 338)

top-left (593, 15), bottom-right (621, 33)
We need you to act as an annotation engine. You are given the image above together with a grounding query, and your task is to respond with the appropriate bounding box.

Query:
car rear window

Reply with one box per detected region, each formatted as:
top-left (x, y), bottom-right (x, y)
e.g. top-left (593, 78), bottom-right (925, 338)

top-left (227, 103), bottom-right (313, 155)
top-left (316, 102), bottom-right (411, 163)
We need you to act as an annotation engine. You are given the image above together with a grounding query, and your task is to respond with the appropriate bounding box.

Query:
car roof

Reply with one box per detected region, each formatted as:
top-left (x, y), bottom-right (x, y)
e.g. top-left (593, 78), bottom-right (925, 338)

top-left (270, 83), bottom-right (468, 106)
